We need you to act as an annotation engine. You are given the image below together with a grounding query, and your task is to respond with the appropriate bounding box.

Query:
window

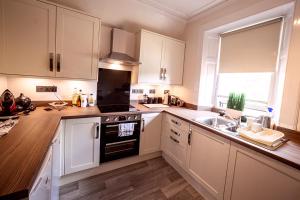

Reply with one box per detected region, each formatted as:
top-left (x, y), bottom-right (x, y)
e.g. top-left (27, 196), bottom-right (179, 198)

top-left (215, 18), bottom-right (283, 116)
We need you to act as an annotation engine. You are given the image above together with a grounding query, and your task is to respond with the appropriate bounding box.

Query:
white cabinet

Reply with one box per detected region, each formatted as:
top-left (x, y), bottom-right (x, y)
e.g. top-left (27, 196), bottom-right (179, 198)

top-left (187, 125), bottom-right (230, 200)
top-left (30, 147), bottom-right (53, 200)
top-left (162, 114), bottom-right (189, 168)
top-left (0, 0), bottom-right (100, 79)
top-left (56, 8), bottom-right (100, 79)
top-left (0, 0), bottom-right (56, 77)
top-left (136, 30), bottom-right (164, 84)
top-left (224, 142), bottom-right (300, 200)
top-left (136, 29), bottom-right (185, 85)
top-left (30, 121), bottom-right (61, 200)
top-left (140, 113), bottom-right (162, 155)
top-left (64, 117), bottom-right (100, 174)
top-left (162, 38), bottom-right (185, 85)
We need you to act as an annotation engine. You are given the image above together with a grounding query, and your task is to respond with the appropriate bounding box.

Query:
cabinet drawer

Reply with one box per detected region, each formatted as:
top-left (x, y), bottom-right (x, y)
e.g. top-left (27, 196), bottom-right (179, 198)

top-left (165, 114), bottom-right (189, 132)
top-left (166, 133), bottom-right (187, 168)
top-left (166, 125), bottom-right (188, 148)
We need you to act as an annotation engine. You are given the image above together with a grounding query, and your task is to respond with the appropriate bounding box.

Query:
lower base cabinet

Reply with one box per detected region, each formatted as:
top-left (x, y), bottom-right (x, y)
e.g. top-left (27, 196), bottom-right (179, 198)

top-left (224, 142), bottom-right (300, 200)
top-left (64, 117), bottom-right (100, 174)
top-left (140, 113), bottom-right (162, 155)
top-left (30, 123), bottom-right (61, 200)
top-left (186, 125), bottom-right (230, 200)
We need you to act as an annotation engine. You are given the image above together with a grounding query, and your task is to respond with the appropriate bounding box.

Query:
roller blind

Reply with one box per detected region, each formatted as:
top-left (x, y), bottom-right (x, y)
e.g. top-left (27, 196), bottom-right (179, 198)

top-left (219, 18), bottom-right (282, 73)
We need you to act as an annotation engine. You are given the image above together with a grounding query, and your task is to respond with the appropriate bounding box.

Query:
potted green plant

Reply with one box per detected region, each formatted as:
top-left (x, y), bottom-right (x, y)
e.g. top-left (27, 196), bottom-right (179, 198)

top-left (226, 92), bottom-right (245, 119)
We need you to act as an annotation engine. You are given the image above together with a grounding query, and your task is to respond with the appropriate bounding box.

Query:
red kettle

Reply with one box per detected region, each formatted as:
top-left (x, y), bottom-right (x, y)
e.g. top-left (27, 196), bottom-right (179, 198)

top-left (0, 89), bottom-right (16, 116)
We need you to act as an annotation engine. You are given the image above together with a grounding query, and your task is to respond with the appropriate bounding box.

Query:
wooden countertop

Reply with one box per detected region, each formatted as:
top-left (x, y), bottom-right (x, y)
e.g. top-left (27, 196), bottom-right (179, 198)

top-left (1, 104), bottom-right (300, 199)
top-left (163, 107), bottom-right (300, 171)
top-left (0, 106), bottom-right (101, 200)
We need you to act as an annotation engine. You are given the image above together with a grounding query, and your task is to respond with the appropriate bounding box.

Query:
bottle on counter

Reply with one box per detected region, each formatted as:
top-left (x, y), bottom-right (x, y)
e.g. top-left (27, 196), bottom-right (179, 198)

top-left (81, 94), bottom-right (88, 107)
top-left (88, 93), bottom-right (95, 106)
top-left (76, 89), bottom-right (82, 107)
top-left (72, 88), bottom-right (78, 106)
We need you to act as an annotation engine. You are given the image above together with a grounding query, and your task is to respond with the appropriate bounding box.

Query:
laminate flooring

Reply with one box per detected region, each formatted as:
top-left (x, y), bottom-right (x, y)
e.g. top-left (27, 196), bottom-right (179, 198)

top-left (59, 157), bottom-right (205, 200)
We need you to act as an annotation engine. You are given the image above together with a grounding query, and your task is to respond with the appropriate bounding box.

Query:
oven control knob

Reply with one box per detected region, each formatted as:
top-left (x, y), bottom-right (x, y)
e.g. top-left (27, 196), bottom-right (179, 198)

top-left (127, 116), bottom-right (132, 120)
top-left (134, 115), bottom-right (138, 120)
top-left (114, 117), bottom-right (119, 121)
top-left (105, 118), bottom-right (110, 122)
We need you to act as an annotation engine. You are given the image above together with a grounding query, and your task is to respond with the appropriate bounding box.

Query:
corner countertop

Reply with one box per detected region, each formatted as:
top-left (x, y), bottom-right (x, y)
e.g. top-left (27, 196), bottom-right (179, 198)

top-left (1, 104), bottom-right (300, 199)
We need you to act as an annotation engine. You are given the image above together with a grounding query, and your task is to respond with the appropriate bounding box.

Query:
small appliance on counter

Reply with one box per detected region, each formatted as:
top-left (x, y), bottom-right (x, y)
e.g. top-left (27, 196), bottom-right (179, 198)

top-left (0, 90), bottom-right (36, 118)
top-left (0, 89), bottom-right (17, 116)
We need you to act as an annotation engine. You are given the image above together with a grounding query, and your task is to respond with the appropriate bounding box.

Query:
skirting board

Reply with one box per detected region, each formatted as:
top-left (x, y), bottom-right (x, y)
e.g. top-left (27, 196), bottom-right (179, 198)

top-left (162, 152), bottom-right (216, 200)
top-left (60, 151), bottom-right (161, 186)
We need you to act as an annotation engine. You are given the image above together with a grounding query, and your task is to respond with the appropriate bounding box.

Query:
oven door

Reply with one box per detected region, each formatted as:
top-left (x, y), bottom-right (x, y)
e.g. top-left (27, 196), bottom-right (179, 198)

top-left (101, 121), bottom-right (140, 143)
top-left (100, 121), bottom-right (141, 163)
top-left (101, 139), bottom-right (139, 163)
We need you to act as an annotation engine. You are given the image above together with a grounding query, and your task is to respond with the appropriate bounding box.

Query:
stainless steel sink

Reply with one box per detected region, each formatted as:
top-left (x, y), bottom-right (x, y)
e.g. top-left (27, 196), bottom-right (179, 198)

top-left (193, 116), bottom-right (237, 133)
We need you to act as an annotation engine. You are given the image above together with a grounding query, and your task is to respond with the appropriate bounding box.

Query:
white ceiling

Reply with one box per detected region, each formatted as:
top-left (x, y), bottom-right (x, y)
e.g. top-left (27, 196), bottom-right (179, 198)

top-left (138, 0), bottom-right (227, 20)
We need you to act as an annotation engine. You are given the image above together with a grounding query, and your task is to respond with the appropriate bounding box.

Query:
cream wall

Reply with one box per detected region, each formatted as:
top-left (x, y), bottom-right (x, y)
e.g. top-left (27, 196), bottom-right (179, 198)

top-left (177, 0), bottom-right (300, 129)
top-left (280, 0), bottom-right (300, 129)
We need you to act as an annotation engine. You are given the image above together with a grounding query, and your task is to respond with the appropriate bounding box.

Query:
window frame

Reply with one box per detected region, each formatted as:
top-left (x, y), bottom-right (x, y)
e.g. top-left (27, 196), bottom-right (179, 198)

top-left (212, 18), bottom-right (285, 116)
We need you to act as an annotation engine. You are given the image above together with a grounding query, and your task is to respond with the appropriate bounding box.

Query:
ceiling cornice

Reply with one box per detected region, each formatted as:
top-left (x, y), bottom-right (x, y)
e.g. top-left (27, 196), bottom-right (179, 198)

top-left (137, 0), bottom-right (227, 21)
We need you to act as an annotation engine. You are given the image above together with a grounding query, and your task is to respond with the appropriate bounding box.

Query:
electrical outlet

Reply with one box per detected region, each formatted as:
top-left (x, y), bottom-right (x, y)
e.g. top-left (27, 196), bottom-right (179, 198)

top-left (36, 86), bottom-right (57, 92)
top-left (149, 89), bottom-right (156, 94)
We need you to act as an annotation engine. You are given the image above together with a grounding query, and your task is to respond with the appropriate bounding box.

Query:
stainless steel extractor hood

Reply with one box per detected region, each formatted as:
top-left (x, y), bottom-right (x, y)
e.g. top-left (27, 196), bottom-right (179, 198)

top-left (101, 28), bottom-right (141, 66)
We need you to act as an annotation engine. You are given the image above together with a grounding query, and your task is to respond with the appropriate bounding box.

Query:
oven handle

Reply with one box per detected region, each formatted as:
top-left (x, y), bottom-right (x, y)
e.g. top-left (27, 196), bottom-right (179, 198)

top-left (94, 122), bottom-right (100, 139)
top-left (105, 122), bottom-right (138, 128)
top-left (142, 118), bottom-right (145, 132)
top-left (106, 139), bottom-right (137, 146)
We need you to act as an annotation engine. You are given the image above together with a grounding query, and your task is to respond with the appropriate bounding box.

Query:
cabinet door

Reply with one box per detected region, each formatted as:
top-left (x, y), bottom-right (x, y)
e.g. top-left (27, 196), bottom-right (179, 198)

top-left (224, 143), bottom-right (300, 200)
top-left (56, 8), bottom-right (100, 79)
top-left (187, 126), bottom-right (230, 200)
top-left (65, 117), bottom-right (100, 174)
top-left (0, 0), bottom-right (56, 76)
top-left (30, 147), bottom-right (52, 200)
top-left (138, 30), bottom-right (164, 84)
top-left (140, 113), bottom-right (162, 155)
top-left (162, 38), bottom-right (185, 85)
top-left (51, 122), bottom-right (62, 200)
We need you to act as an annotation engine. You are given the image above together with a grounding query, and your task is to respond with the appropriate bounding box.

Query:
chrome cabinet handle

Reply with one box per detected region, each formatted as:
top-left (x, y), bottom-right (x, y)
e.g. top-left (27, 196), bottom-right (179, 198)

top-left (171, 119), bottom-right (181, 126)
top-left (56, 54), bottom-right (61, 72)
top-left (160, 68), bottom-right (163, 80)
top-left (188, 128), bottom-right (192, 145)
top-left (163, 68), bottom-right (167, 80)
top-left (142, 118), bottom-right (145, 132)
top-left (49, 53), bottom-right (54, 72)
top-left (95, 122), bottom-right (100, 139)
top-left (170, 129), bottom-right (180, 136)
top-left (170, 136), bottom-right (179, 144)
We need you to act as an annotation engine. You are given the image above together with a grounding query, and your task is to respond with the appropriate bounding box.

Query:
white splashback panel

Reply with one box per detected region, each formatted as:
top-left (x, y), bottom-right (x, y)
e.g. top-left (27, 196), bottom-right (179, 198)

top-left (0, 76), bottom-right (97, 101)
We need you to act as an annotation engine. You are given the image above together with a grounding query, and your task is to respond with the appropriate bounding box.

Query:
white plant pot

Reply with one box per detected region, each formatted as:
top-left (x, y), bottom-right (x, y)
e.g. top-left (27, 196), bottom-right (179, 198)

top-left (225, 108), bottom-right (243, 119)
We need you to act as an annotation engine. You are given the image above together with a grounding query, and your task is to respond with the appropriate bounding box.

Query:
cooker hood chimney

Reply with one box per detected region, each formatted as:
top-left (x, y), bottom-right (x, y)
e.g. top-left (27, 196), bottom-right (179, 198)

top-left (101, 28), bottom-right (141, 66)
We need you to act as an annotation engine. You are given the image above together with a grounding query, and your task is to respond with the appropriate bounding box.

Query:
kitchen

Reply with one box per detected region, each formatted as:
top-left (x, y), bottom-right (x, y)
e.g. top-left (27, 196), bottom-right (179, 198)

top-left (0, 0), bottom-right (300, 200)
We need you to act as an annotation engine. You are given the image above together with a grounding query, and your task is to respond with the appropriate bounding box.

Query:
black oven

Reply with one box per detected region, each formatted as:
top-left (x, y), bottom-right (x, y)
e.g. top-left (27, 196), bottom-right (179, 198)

top-left (100, 114), bottom-right (141, 163)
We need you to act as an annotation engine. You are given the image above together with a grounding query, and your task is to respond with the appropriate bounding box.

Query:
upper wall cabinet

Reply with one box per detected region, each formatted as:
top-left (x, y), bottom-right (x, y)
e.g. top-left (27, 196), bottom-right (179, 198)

top-left (135, 29), bottom-right (185, 85)
top-left (0, 0), bottom-right (56, 77)
top-left (0, 0), bottom-right (100, 80)
top-left (55, 8), bottom-right (100, 79)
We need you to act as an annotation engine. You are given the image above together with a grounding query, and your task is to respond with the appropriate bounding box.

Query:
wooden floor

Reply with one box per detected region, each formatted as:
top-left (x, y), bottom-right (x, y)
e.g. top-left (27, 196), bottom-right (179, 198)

top-left (60, 157), bottom-right (205, 200)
